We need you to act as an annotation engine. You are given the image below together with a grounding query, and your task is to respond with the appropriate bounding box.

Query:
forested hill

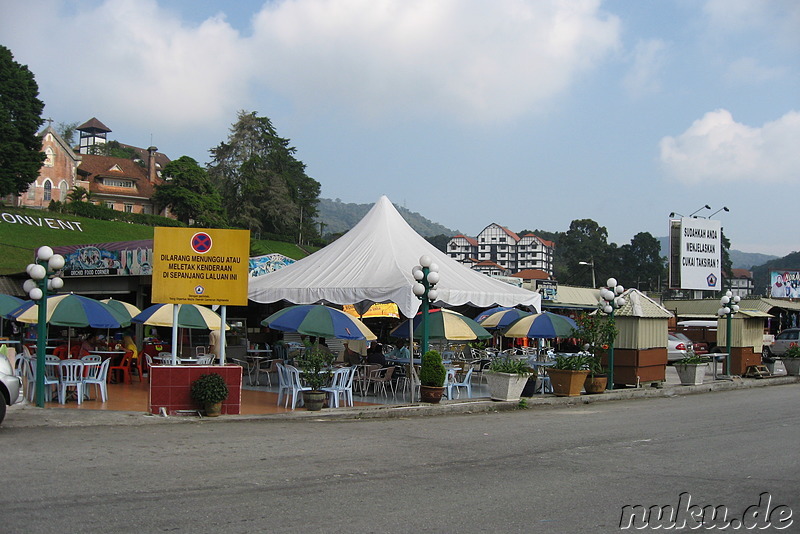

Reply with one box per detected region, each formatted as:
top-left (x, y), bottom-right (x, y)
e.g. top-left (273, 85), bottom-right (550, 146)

top-left (316, 198), bottom-right (458, 237)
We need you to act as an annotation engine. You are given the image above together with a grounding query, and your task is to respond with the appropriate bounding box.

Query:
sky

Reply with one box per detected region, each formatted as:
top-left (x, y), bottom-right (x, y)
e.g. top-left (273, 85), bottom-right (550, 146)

top-left (2, 0), bottom-right (798, 257)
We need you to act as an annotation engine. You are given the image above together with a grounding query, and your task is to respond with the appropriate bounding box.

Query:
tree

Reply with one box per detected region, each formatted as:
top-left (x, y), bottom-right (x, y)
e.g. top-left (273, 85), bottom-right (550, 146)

top-left (0, 45), bottom-right (45, 196)
top-left (555, 219), bottom-right (613, 286)
top-left (207, 111), bottom-right (321, 240)
top-left (153, 156), bottom-right (224, 227)
top-left (66, 186), bottom-right (94, 203)
top-left (56, 121), bottom-right (79, 147)
top-left (618, 232), bottom-right (666, 291)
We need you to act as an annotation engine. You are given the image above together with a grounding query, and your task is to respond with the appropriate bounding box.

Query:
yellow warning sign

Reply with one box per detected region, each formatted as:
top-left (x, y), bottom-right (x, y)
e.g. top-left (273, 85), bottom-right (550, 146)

top-left (152, 227), bottom-right (250, 305)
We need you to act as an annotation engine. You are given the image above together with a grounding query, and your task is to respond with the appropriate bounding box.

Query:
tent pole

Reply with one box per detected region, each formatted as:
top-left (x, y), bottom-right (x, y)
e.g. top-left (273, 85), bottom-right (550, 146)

top-left (219, 305), bottom-right (227, 365)
top-left (171, 305), bottom-right (179, 365)
top-left (408, 316), bottom-right (414, 401)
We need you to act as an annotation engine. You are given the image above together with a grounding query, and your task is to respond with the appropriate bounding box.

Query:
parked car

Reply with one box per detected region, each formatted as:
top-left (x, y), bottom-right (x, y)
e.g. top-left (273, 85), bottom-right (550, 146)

top-left (0, 352), bottom-right (22, 425)
top-left (762, 328), bottom-right (800, 360)
top-left (668, 332), bottom-right (693, 362)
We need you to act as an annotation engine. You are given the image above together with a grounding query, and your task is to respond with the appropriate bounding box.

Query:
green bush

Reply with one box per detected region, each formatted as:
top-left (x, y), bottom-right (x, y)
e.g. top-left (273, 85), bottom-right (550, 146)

top-left (488, 356), bottom-right (530, 375)
top-left (784, 344), bottom-right (800, 359)
top-left (419, 350), bottom-right (446, 387)
top-left (190, 373), bottom-right (229, 404)
top-left (297, 344), bottom-right (335, 390)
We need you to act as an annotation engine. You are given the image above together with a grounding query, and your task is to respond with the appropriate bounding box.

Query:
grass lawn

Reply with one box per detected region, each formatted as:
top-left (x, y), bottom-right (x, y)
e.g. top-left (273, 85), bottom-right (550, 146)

top-left (0, 206), bottom-right (314, 275)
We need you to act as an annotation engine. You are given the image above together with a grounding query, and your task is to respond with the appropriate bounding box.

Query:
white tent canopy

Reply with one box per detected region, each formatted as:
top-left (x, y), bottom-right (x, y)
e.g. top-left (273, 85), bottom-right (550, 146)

top-left (248, 195), bottom-right (540, 318)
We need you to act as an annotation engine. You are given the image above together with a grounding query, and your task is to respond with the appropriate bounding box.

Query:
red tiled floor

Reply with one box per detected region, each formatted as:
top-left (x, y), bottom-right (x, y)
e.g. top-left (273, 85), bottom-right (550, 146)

top-left (31, 377), bottom-right (378, 414)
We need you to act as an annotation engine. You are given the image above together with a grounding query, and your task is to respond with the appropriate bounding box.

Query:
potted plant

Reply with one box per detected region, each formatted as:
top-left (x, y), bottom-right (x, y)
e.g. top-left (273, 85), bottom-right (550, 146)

top-left (548, 353), bottom-right (591, 396)
top-left (781, 343), bottom-right (800, 376)
top-left (484, 355), bottom-right (531, 401)
top-left (571, 313), bottom-right (617, 394)
top-left (419, 350), bottom-right (447, 403)
top-left (190, 372), bottom-right (229, 416)
top-left (297, 343), bottom-right (335, 410)
top-left (674, 350), bottom-right (708, 385)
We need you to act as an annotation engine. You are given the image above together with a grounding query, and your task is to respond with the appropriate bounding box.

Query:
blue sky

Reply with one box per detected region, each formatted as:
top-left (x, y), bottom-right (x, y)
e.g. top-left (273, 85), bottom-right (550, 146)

top-left (2, 0), bottom-right (798, 256)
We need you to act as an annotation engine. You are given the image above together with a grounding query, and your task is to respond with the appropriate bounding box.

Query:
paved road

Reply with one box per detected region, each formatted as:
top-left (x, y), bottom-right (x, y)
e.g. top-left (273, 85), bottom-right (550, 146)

top-left (3, 385), bottom-right (799, 533)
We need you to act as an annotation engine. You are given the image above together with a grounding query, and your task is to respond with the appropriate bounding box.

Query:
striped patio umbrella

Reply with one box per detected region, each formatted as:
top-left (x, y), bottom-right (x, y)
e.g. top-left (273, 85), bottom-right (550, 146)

top-left (503, 312), bottom-right (578, 339)
top-left (262, 304), bottom-right (376, 340)
top-left (100, 298), bottom-right (142, 322)
top-left (11, 293), bottom-right (131, 328)
top-left (131, 304), bottom-right (230, 330)
top-left (477, 308), bottom-right (533, 330)
top-left (389, 309), bottom-right (492, 340)
top-left (0, 294), bottom-right (24, 318)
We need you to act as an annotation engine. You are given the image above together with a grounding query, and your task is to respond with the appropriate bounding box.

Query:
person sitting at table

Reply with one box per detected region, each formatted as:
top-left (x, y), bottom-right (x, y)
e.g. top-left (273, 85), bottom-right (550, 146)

top-left (208, 328), bottom-right (221, 363)
top-left (80, 333), bottom-right (98, 356)
top-left (343, 342), bottom-right (362, 366)
top-left (367, 342), bottom-right (387, 367)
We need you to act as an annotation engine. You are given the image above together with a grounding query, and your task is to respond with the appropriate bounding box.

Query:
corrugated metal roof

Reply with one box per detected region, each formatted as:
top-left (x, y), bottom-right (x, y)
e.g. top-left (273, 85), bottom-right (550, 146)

top-left (616, 289), bottom-right (673, 318)
top-left (739, 310), bottom-right (773, 318)
top-left (664, 297), bottom-right (800, 317)
top-left (0, 277), bottom-right (24, 297)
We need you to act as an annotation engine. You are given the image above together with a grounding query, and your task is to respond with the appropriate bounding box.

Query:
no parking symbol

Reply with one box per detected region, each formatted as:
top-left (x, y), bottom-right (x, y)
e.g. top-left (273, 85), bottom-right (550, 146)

top-left (191, 232), bottom-right (212, 253)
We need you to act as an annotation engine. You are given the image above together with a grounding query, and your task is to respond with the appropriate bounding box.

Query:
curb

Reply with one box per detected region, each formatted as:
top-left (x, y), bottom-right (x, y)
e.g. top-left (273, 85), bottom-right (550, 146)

top-left (5, 375), bottom-right (799, 428)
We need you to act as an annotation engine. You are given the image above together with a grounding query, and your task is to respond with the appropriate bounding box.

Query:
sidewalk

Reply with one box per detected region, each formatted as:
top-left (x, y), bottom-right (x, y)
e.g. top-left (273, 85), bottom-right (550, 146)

top-left (5, 365), bottom-right (798, 428)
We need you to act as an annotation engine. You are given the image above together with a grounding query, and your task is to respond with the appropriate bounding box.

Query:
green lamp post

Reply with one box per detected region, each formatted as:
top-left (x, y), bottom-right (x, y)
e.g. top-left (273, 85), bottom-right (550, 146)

top-left (412, 255), bottom-right (440, 359)
top-left (597, 277), bottom-right (626, 390)
top-left (22, 246), bottom-right (65, 408)
top-left (717, 290), bottom-right (740, 377)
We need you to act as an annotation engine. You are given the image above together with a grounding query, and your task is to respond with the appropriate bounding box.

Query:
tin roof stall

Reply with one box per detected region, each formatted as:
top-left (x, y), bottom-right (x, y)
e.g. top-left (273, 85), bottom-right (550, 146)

top-left (604, 289), bottom-right (673, 388)
top-left (718, 310), bottom-right (772, 376)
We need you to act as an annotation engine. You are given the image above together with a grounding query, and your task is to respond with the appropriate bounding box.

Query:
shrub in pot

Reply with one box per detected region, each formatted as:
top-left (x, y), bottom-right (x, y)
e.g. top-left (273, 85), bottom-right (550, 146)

top-left (419, 350), bottom-right (446, 403)
top-left (781, 344), bottom-right (800, 376)
top-left (571, 313), bottom-right (617, 394)
top-left (548, 353), bottom-right (591, 397)
top-left (191, 373), bottom-right (229, 416)
top-left (297, 344), bottom-right (335, 410)
top-left (674, 351), bottom-right (708, 385)
top-left (485, 355), bottom-right (531, 402)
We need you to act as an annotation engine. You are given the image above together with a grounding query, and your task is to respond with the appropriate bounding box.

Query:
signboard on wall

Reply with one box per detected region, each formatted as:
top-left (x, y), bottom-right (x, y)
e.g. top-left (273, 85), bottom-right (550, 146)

top-left (152, 228), bottom-right (250, 305)
top-left (54, 240), bottom-right (153, 277)
top-left (535, 279), bottom-right (558, 300)
top-left (770, 270), bottom-right (800, 298)
top-left (669, 217), bottom-right (721, 291)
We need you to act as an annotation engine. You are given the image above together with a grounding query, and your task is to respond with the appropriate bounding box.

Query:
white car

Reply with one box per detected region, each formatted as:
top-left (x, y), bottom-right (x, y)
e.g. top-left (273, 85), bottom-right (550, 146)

top-left (0, 353), bottom-right (22, 425)
top-left (763, 328), bottom-right (800, 360)
top-left (668, 333), bottom-right (693, 362)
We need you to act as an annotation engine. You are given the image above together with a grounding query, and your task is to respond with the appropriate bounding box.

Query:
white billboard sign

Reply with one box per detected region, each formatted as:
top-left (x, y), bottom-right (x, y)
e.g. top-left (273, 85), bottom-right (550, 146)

top-left (678, 217), bottom-right (721, 290)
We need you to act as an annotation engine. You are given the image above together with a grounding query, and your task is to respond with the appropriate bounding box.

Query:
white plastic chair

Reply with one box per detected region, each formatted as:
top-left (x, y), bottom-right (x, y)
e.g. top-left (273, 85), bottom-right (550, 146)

top-left (449, 367), bottom-right (474, 398)
top-left (83, 358), bottom-right (111, 402)
top-left (321, 367), bottom-right (353, 408)
top-left (275, 362), bottom-right (291, 407)
top-left (196, 355), bottom-right (213, 365)
top-left (284, 364), bottom-right (311, 410)
top-left (58, 359), bottom-right (85, 405)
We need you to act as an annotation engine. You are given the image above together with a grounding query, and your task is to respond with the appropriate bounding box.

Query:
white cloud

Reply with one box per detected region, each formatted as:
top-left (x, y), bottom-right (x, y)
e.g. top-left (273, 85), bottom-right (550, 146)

top-left (659, 109), bottom-right (800, 184)
top-left (623, 39), bottom-right (668, 97)
top-left (703, 0), bottom-right (800, 51)
top-left (726, 57), bottom-right (786, 84)
top-left (247, 0), bottom-right (621, 121)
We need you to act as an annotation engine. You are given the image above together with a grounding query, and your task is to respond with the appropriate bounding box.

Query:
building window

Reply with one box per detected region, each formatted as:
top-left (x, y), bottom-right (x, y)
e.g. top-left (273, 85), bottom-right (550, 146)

top-left (43, 181), bottom-right (52, 201)
top-left (59, 181), bottom-right (68, 200)
top-left (102, 178), bottom-right (135, 188)
top-left (44, 147), bottom-right (54, 167)
top-left (27, 184), bottom-right (35, 200)
top-left (105, 201), bottom-right (115, 210)
top-left (124, 204), bottom-right (133, 213)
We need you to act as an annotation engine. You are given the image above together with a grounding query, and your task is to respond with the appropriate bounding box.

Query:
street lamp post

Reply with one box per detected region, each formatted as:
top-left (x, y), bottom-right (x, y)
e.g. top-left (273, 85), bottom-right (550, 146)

top-left (597, 277), bottom-right (626, 390)
top-left (689, 204), bottom-right (711, 218)
top-left (412, 255), bottom-right (440, 358)
top-left (579, 260), bottom-right (596, 288)
top-left (22, 246), bottom-right (65, 408)
top-left (717, 290), bottom-right (740, 377)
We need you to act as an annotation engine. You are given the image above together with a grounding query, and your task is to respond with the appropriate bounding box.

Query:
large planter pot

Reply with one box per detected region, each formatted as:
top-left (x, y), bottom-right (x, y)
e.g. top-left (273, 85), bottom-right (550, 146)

top-left (782, 359), bottom-right (800, 376)
top-left (583, 375), bottom-right (608, 394)
top-left (303, 390), bottom-right (326, 411)
top-left (485, 372), bottom-right (532, 401)
top-left (548, 369), bottom-right (589, 397)
top-left (419, 385), bottom-right (445, 404)
top-left (204, 402), bottom-right (222, 417)
top-left (675, 363), bottom-right (707, 385)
